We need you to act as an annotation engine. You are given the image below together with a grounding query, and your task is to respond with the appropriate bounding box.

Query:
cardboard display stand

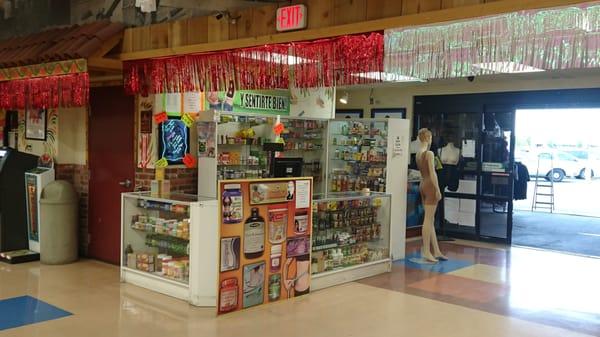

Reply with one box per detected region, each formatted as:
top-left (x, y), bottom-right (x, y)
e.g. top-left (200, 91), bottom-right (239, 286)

top-left (217, 177), bottom-right (313, 315)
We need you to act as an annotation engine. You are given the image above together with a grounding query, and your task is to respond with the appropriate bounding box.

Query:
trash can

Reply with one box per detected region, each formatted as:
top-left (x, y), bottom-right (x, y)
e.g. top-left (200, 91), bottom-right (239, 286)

top-left (40, 180), bottom-right (78, 264)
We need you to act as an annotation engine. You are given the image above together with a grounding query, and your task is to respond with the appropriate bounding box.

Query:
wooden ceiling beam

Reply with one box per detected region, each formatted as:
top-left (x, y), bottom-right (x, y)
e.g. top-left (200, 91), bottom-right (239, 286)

top-left (92, 34), bottom-right (124, 58)
top-left (87, 57), bottom-right (123, 72)
top-left (119, 0), bottom-right (591, 61)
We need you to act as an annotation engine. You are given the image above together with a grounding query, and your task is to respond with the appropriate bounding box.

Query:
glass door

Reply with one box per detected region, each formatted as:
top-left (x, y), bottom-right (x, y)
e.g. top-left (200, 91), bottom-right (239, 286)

top-left (478, 107), bottom-right (515, 244)
top-left (414, 111), bottom-right (481, 241)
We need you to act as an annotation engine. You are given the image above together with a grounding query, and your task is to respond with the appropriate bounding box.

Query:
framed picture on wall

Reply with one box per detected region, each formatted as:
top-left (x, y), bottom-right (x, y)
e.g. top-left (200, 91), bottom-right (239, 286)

top-left (25, 108), bottom-right (47, 141)
top-left (371, 108), bottom-right (406, 119)
top-left (335, 109), bottom-right (363, 119)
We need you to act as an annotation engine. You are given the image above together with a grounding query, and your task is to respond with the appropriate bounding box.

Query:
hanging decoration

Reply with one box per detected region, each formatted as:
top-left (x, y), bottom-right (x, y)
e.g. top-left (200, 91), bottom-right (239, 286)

top-left (0, 73), bottom-right (89, 109)
top-left (123, 33), bottom-right (384, 94)
top-left (384, 2), bottom-right (600, 80)
top-left (0, 59), bottom-right (87, 82)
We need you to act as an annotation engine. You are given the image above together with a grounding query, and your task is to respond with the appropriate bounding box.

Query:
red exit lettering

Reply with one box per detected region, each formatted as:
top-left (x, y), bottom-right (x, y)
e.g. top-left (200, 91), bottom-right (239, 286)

top-left (276, 5), bottom-right (307, 32)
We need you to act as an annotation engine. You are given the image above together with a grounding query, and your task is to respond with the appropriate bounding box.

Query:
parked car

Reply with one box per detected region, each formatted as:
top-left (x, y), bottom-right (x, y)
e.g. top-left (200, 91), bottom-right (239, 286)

top-left (578, 152), bottom-right (600, 179)
top-left (517, 151), bottom-right (584, 182)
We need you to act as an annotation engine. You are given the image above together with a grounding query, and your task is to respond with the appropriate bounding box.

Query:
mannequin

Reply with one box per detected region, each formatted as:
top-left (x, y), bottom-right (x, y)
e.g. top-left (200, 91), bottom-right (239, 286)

top-left (440, 142), bottom-right (460, 165)
top-left (439, 142), bottom-right (461, 192)
top-left (416, 128), bottom-right (448, 262)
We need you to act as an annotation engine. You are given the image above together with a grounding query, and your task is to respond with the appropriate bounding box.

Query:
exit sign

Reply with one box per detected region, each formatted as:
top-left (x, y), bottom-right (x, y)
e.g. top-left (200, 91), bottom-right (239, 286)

top-left (276, 5), bottom-right (307, 32)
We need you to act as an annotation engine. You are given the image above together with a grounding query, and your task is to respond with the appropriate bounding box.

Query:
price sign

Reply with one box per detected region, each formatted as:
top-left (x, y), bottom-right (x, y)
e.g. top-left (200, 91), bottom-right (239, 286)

top-left (154, 112), bottom-right (168, 124)
top-left (155, 157), bottom-right (168, 168)
top-left (183, 154), bottom-right (197, 168)
top-left (273, 122), bottom-right (284, 135)
top-left (182, 113), bottom-right (195, 128)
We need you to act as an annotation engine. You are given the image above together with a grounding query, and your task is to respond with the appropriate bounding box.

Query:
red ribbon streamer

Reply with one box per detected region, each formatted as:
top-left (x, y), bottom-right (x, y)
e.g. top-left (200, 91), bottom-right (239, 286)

top-left (0, 73), bottom-right (89, 109)
top-left (123, 33), bottom-right (384, 94)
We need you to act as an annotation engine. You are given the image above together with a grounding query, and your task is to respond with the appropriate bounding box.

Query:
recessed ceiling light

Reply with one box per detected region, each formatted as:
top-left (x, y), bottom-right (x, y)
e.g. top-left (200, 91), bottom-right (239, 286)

top-left (352, 72), bottom-right (426, 82)
top-left (472, 62), bottom-right (545, 74)
top-left (238, 51), bottom-right (313, 65)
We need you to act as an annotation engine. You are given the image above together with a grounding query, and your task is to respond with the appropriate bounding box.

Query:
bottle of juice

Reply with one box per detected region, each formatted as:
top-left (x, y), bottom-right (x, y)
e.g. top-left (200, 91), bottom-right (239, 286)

top-left (244, 208), bottom-right (265, 259)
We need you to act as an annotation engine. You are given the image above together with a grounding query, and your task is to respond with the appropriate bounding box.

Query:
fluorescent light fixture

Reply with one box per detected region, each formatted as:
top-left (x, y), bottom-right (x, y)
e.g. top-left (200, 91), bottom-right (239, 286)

top-left (472, 62), bottom-right (544, 74)
top-left (352, 72), bottom-right (425, 82)
top-left (239, 51), bottom-right (313, 65)
top-left (339, 92), bottom-right (349, 104)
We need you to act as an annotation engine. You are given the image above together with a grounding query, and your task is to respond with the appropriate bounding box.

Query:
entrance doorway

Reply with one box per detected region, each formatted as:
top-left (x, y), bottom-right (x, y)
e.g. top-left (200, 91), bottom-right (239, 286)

top-left (513, 108), bottom-right (600, 256)
top-left (88, 86), bottom-right (135, 264)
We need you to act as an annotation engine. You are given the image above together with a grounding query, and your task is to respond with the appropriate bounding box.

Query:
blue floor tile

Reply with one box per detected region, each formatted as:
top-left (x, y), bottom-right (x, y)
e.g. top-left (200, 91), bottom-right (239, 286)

top-left (0, 296), bottom-right (72, 331)
top-left (396, 252), bottom-right (475, 274)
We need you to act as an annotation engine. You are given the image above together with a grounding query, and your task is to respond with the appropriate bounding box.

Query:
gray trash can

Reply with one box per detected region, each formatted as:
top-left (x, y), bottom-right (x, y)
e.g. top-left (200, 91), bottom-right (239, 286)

top-left (40, 180), bottom-right (78, 264)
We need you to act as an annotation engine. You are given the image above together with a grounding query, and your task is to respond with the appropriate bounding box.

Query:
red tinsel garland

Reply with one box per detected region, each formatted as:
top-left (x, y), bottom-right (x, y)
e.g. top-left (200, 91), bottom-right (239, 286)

top-left (0, 73), bottom-right (89, 109)
top-left (124, 33), bottom-right (383, 94)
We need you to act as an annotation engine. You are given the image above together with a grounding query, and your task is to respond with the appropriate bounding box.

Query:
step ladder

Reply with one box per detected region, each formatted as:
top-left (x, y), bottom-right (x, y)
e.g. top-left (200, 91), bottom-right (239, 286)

top-left (532, 153), bottom-right (555, 212)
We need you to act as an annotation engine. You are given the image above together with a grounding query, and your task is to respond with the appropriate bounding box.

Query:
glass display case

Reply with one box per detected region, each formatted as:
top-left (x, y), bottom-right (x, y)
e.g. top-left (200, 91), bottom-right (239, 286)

top-left (121, 192), bottom-right (219, 306)
top-left (327, 120), bottom-right (389, 193)
top-left (122, 193), bottom-right (194, 284)
top-left (310, 192), bottom-right (391, 290)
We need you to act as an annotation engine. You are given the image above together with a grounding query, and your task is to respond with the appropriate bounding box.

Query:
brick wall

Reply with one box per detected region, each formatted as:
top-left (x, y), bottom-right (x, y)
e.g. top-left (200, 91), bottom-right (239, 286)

top-left (135, 167), bottom-right (198, 195)
top-left (55, 164), bottom-right (90, 255)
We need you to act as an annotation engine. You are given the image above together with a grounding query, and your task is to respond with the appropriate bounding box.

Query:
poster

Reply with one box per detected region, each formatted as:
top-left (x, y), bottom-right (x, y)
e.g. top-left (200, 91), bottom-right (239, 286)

top-left (138, 97), bottom-right (157, 169)
top-left (197, 121), bottom-right (216, 158)
top-left (165, 93), bottom-right (182, 116)
top-left (295, 179), bottom-right (310, 209)
top-left (183, 91), bottom-right (205, 113)
top-left (25, 175), bottom-right (39, 242)
top-left (217, 178), bottom-right (313, 315)
top-left (25, 108), bottom-right (46, 140)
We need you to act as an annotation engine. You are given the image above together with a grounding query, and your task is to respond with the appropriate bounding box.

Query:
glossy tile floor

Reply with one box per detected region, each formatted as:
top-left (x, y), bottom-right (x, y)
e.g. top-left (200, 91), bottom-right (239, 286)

top-left (0, 241), bottom-right (598, 337)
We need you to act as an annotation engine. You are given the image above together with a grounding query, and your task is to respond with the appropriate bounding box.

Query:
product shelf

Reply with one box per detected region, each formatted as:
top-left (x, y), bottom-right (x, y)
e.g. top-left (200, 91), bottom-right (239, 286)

top-left (312, 238), bottom-right (384, 252)
top-left (122, 266), bottom-right (190, 286)
top-left (310, 192), bottom-right (391, 290)
top-left (131, 227), bottom-right (189, 241)
top-left (121, 192), bottom-right (219, 306)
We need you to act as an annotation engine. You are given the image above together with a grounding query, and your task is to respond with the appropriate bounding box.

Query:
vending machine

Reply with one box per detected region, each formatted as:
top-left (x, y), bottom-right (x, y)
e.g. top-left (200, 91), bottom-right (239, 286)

top-left (0, 147), bottom-right (38, 263)
top-left (24, 155), bottom-right (55, 253)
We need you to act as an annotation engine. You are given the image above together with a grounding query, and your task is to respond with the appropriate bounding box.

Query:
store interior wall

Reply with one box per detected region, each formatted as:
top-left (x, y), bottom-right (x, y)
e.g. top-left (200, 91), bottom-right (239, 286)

top-left (134, 94), bottom-right (198, 194)
top-left (337, 72), bottom-right (600, 137)
top-left (0, 106), bottom-right (90, 254)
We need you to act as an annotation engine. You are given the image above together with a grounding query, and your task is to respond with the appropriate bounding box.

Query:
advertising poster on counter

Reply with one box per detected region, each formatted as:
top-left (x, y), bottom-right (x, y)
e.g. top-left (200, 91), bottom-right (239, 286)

top-left (217, 178), bottom-right (313, 315)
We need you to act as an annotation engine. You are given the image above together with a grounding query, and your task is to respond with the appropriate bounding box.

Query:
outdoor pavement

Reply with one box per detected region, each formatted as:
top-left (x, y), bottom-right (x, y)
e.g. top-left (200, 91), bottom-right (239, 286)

top-left (514, 178), bottom-right (600, 217)
top-left (513, 211), bottom-right (600, 257)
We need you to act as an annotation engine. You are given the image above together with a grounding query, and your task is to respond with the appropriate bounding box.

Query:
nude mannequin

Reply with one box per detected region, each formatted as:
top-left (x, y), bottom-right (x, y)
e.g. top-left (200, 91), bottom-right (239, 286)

top-left (416, 128), bottom-right (447, 262)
